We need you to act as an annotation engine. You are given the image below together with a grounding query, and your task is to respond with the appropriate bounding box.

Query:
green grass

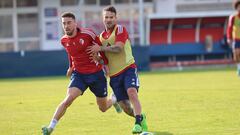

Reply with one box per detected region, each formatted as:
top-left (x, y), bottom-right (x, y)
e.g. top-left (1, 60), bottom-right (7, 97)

top-left (0, 68), bottom-right (240, 135)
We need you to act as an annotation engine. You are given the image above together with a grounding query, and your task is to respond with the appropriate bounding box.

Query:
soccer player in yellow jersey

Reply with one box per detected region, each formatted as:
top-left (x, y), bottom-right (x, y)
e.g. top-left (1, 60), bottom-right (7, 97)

top-left (227, 0), bottom-right (240, 76)
top-left (88, 5), bottom-right (148, 134)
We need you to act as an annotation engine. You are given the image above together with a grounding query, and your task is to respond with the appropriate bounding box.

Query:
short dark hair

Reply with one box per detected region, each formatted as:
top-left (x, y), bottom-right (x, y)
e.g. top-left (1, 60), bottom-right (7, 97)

top-left (103, 5), bottom-right (117, 15)
top-left (233, 0), bottom-right (240, 9)
top-left (61, 12), bottom-right (75, 20)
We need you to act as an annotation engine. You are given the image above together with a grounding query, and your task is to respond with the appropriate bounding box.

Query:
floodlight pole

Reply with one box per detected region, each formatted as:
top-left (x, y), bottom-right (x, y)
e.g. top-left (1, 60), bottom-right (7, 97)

top-left (138, 0), bottom-right (144, 46)
top-left (78, 0), bottom-right (85, 27)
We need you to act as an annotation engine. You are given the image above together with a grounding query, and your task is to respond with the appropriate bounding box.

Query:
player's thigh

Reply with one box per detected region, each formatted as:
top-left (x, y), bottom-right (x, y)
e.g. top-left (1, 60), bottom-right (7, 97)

top-left (110, 75), bottom-right (129, 102)
top-left (96, 96), bottom-right (108, 107)
top-left (119, 100), bottom-right (132, 110)
top-left (68, 71), bottom-right (87, 95)
top-left (89, 70), bottom-right (108, 97)
top-left (61, 87), bottom-right (82, 106)
top-left (67, 87), bottom-right (82, 99)
top-left (124, 68), bottom-right (140, 91)
top-left (234, 48), bottom-right (240, 62)
top-left (233, 41), bottom-right (240, 62)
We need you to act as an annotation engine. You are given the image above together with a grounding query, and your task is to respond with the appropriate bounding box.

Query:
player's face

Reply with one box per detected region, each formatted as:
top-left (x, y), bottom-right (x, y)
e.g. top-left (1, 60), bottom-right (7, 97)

top-left (62, 17), bottom-right (77, 36)
top-left (103, 11), bottom-right (117, 30)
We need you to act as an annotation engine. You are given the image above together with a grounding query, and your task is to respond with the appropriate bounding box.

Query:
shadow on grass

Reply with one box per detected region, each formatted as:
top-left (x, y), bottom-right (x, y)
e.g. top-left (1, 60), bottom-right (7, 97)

top-left (151, 131), bottom-right (173, 135)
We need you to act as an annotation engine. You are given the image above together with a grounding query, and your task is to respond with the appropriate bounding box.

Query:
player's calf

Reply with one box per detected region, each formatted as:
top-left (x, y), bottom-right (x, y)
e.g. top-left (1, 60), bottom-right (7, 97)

top-left (111, 93), bottom-right (122, 113)
top-left (119, 100), bottom-right (134, 117)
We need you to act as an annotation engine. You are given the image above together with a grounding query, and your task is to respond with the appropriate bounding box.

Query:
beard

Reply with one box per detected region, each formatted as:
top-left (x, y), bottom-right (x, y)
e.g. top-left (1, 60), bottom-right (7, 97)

top-left (65, 29), bottom-right (74, 36)
top-left (66, 31), bottom-right (73, 36)
top-left (106, 23), bottom-right (114, 30)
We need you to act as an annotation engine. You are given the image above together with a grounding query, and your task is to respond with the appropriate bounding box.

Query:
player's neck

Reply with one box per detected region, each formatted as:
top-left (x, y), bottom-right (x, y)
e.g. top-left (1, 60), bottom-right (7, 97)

top-left (106, 25), bottom-right (115, 33)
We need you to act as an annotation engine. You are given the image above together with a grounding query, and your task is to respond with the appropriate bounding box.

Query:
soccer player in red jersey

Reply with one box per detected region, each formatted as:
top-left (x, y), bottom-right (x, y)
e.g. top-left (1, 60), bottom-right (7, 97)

top-left (42, 12), bottom-right (121, 135)
top-left (227, 0), bottom-right (240, 76)
top-left (88, 6), bottom-right (148, 134)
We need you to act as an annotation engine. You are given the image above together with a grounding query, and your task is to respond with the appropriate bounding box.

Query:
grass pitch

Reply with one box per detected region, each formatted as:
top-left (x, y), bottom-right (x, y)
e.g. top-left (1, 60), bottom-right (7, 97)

top-left (0, 68), bottom-right (240, 135)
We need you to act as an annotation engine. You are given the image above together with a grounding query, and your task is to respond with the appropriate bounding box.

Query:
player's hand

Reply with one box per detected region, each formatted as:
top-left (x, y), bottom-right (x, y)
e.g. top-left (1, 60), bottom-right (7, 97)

top-left (66, 67), bottom-right (73, 77)
top-left (87, 42), bottom-right (101, 54)
top-left (89, 53), bottom-right (100, 63)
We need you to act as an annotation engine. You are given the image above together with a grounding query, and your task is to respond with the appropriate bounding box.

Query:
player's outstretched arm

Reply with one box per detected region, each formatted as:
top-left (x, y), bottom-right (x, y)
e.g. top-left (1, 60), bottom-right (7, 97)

top-left (100, 43), bottom-right (123, 53)
top-left (87, 41), bottom-right (124, 54)
top-left (66, 67), bottom-right (73, 77)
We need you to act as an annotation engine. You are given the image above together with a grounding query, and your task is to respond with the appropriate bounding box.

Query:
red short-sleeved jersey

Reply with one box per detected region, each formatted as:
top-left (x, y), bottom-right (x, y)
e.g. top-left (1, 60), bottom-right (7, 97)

top-left (61, 28), bottom-right (103, 74)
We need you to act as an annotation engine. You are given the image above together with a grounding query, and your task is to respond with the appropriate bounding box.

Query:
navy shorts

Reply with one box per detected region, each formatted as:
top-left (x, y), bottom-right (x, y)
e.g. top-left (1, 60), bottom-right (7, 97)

top-left (69, 70), bottom-right (107, 98)
top-left (232, 41), bottom-right (240, 49)
top-left (110, 67), bottom-right (140, 102)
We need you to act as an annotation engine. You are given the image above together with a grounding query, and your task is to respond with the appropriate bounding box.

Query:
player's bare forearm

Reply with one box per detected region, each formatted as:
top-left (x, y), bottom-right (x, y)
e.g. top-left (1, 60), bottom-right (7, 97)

top-left (101, 45), bottom-right (122, 53)
top-left (66, 67), bottom-right (73, 77)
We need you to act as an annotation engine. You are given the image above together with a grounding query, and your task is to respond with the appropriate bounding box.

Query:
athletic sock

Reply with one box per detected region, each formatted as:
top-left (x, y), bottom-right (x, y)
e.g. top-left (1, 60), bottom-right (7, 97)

top-left (237, 63), bottom-right (240, 71)
top-left (111, 94), bottom-right (117, 104)
top-left (135, 115), bottom-right (143, 125)
top-left (48, 119), bottom-right (58, 129)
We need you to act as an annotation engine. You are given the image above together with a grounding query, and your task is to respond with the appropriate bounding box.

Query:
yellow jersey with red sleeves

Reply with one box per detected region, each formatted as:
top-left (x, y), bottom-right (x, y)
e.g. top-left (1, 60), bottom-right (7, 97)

top-left (99, 25), bottom-right (135, 76)
top-left (227, 13), bottom-right (240, 41)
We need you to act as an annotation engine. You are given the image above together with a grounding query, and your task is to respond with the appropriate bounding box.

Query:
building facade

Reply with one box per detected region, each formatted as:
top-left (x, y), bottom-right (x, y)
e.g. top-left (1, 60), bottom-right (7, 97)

top-left (0, 0), bottom-right (235, 52)
top-left (0, 0), bottom-right (153, 52)
top-left (147, 0), bottom-right (234, 45)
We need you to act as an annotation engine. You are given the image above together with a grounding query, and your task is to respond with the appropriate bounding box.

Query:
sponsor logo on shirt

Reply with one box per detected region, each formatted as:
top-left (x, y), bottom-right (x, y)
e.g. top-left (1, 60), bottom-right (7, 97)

top-left (79, 39), bottom-right (84, 45)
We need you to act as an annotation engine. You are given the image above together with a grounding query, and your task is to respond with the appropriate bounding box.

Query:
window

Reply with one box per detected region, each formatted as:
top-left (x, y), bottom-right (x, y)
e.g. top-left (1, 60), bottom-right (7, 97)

top-left (0, 15), bottom-right (13, 38)
top-left (17, 0), bottom-right (37, 7)
top-left (133, 0), bottom-right (153, 3)
top-left (85, 11), bottom-right (101, 20)
top-left (0, 0), bottom-right (13, 8)
top-left (144, 0), bottom-right (152, 2)
top-left (18, 41), bottom-right (40, 51)
top-left (60, 0), bottom-right (79, 6)
top-left (118, 9), bottom-right (130, 20)
top-left (0, 43), bottom-right (14, 52)
top-left (115, 0), bottom-right (130, 4)
top-left (84, 11), bottom-right (103, 34)
top-left (100, 0), bottom-right (111, 6)
top-left (84, 0), bottom-right (97, 5)
top-left (44, 8), bottom-right (58, 17)
top-left (18, 13), bottom-right (39, 38)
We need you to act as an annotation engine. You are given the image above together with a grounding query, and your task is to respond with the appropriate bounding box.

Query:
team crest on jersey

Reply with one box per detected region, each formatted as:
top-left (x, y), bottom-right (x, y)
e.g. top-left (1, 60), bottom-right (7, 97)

top-left (79, 39), bottom-right (84, 45)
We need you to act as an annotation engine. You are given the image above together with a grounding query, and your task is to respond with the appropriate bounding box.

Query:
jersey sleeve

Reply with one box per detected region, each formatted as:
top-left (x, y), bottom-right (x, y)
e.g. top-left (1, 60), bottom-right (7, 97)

top-left (227, 15), bottom-right (235, 40)
top-left (61, 38), bottom-right (72, 68)
top-left (115, 25), bottom-right (129, 45)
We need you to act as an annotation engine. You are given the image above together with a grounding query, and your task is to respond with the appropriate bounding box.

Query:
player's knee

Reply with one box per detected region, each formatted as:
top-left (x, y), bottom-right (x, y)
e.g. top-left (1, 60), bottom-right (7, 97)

top-left (237, 55), bottom-right (240, 62)
top-left (121, 104), bottom-right (133, 116)
top-left (127, 88), bottom-right (138, 99)
top-left (61, 97), bottom-right (74, 108)
top-left (61, 101), bottom-right (70, 108)
top-left (98, 106), bottom-right (107, 112)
